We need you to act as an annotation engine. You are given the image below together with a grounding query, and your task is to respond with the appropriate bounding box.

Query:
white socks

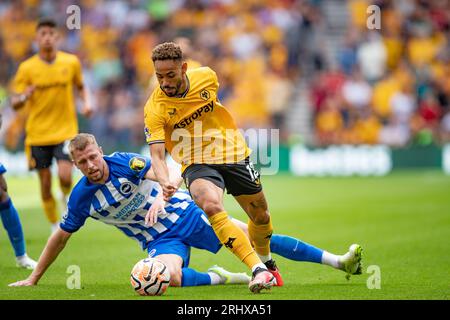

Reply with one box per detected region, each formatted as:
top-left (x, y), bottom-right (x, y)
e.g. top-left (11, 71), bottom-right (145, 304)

top-left (251, 263), bottom-right (268, 273)
top-left (321, 251), bottom-right (341, 269)
top-left (258, 254), bottom-right (272, 264)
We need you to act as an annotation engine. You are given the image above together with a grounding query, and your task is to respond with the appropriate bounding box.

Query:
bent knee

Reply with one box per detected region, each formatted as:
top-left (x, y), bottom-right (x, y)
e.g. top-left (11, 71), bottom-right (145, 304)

top-left (201, 201), bottom-right (224, 216)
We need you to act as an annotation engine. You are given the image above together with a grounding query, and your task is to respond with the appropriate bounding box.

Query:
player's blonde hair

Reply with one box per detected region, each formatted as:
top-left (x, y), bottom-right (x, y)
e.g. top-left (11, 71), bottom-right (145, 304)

top-left (69, 133), bottom-right (99, 159)
top-left (152, 42), bottom-right (183, 62)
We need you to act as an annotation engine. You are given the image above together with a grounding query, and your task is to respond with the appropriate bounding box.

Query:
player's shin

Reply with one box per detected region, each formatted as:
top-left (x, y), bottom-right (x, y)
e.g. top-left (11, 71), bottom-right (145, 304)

top-left (0, 198), bottom-right (26, 257)
top-left (60, 184), bottom-right (71, 211)
top-left (248, 217), bottom-right (286, 286)
top-left (209, 211), bottom-right (263, 271)
top-left (270, 234), bottom-right (323, 263)
top-left (60, 184), bottom-right (71, 198)
top-left (42, 196), bottom-right (59, 224)
top-left (248, 217), bottom-right (273, 263)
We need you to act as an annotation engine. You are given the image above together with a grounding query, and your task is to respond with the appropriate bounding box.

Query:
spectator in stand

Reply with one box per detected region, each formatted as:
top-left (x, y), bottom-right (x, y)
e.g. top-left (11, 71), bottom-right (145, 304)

top-left (315, 95), bottom-right (344, 146)
top-left (419, 91), bottom-right (443, 129)
top-left (342, 68), bottom-right (372, 112)
top-left (357, 32), bottom-right (387, 83)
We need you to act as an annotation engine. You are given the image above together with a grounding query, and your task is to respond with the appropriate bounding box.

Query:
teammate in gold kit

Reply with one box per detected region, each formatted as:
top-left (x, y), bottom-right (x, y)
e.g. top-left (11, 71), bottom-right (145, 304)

top-left (144, 42), bottom-right (282, 293)
top-left (10, 18), bottom-right (92, 232)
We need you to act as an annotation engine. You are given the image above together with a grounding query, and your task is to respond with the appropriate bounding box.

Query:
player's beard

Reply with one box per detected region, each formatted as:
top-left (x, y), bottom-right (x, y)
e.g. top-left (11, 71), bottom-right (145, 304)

top-left (161, 79), bottom-right (182, 97)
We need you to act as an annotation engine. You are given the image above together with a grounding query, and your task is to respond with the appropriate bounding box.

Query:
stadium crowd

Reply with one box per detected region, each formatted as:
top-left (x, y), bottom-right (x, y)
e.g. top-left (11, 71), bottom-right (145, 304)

top-left (0, 0), bottom-right (449, 153)
top-left (313, 0), bottom-right (450, 147)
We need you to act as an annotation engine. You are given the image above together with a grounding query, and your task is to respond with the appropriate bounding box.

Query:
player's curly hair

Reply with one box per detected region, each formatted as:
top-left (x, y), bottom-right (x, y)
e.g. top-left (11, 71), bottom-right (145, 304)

top-left (152, 42), bottom-right (183, 62)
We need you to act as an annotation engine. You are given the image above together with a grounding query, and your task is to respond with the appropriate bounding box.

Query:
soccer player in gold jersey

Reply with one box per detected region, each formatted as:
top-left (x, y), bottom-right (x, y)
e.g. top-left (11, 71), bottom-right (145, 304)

top-left (10, 18), bottom-right (92, 232)
top-left (144, 42), bottom-right (282, 293)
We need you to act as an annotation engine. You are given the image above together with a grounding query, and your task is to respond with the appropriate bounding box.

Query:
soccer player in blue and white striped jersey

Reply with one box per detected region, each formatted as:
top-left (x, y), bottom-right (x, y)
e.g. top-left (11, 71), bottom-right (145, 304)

top-left (9, 133), bottom-right (363, 288)
top-left (8, 133), bottom-right (250, 287)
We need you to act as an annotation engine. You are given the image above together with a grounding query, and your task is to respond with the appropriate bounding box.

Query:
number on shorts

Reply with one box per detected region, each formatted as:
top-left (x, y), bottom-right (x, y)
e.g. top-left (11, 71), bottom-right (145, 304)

top-left (246, 162), bottom-right (260, 182)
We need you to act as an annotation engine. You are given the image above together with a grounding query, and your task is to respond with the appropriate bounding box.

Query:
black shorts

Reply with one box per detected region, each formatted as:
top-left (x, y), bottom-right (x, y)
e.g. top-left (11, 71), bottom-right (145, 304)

top-left (182, 157), bottom-right (262, 196)
top-left (29, 141), bottom-right (71, 170)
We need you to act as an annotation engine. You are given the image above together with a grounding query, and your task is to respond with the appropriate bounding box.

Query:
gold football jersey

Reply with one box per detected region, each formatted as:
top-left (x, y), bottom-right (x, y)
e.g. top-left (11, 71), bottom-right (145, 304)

top-left (144, 67), bottom-right (251, 172)
top-left (12, 51), bottom-right (83, 146)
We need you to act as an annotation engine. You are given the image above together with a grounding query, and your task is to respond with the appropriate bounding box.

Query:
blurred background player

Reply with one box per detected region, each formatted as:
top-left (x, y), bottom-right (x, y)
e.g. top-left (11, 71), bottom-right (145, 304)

top-left (0, 113), bottom-right (37, 269)
top-left (9, 18), bottom-right (93, 233)
top-left (145, 42), bottom-right (281, 293)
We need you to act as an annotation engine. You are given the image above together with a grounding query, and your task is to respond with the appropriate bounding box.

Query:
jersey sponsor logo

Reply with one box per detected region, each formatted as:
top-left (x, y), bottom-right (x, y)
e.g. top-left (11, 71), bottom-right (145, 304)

top-left (33, 80), bottom-right (69, 89)
top-left (113, 192), bottom-right (146, 220)
top-left (200, 89), bottom-right (210, 101)
top-left (120, 182), bottom-right (133, 195)
top-left (129, 156), bottom-right (146, 172)
top-left (173, 101), bottom-right (214, 129)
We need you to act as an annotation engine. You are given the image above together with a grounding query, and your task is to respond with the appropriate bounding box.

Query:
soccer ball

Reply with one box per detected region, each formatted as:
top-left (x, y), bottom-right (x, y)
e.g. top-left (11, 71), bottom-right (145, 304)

top-left (130, 258), bottom-right (171, 296)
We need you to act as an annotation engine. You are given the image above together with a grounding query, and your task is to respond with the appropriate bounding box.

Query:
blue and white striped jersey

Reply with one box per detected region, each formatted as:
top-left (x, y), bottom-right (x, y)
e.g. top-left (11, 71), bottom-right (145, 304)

top-left (60, 152), bottom-right (196, 249)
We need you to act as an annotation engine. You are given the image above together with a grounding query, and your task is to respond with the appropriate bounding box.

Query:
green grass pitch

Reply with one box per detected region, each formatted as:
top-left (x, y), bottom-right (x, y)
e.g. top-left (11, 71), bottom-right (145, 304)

top-left (0, 170), bottom-right (449, 300)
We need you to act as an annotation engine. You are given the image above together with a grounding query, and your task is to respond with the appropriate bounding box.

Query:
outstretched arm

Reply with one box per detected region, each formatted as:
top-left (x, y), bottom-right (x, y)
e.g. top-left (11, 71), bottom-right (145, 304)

top-left (149, 143), bottom-right (177, 200)
top-left (9, 228), bottom-right (72, 286)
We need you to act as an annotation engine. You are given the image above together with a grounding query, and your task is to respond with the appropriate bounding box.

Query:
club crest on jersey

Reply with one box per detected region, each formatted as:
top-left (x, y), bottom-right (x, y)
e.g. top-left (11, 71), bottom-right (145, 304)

top-left (129, 157), bottom-right (146, 172)
top-left (200, 89), bottom-right (210, 101)
top-left (120, 182), bottom-right (133, 195)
